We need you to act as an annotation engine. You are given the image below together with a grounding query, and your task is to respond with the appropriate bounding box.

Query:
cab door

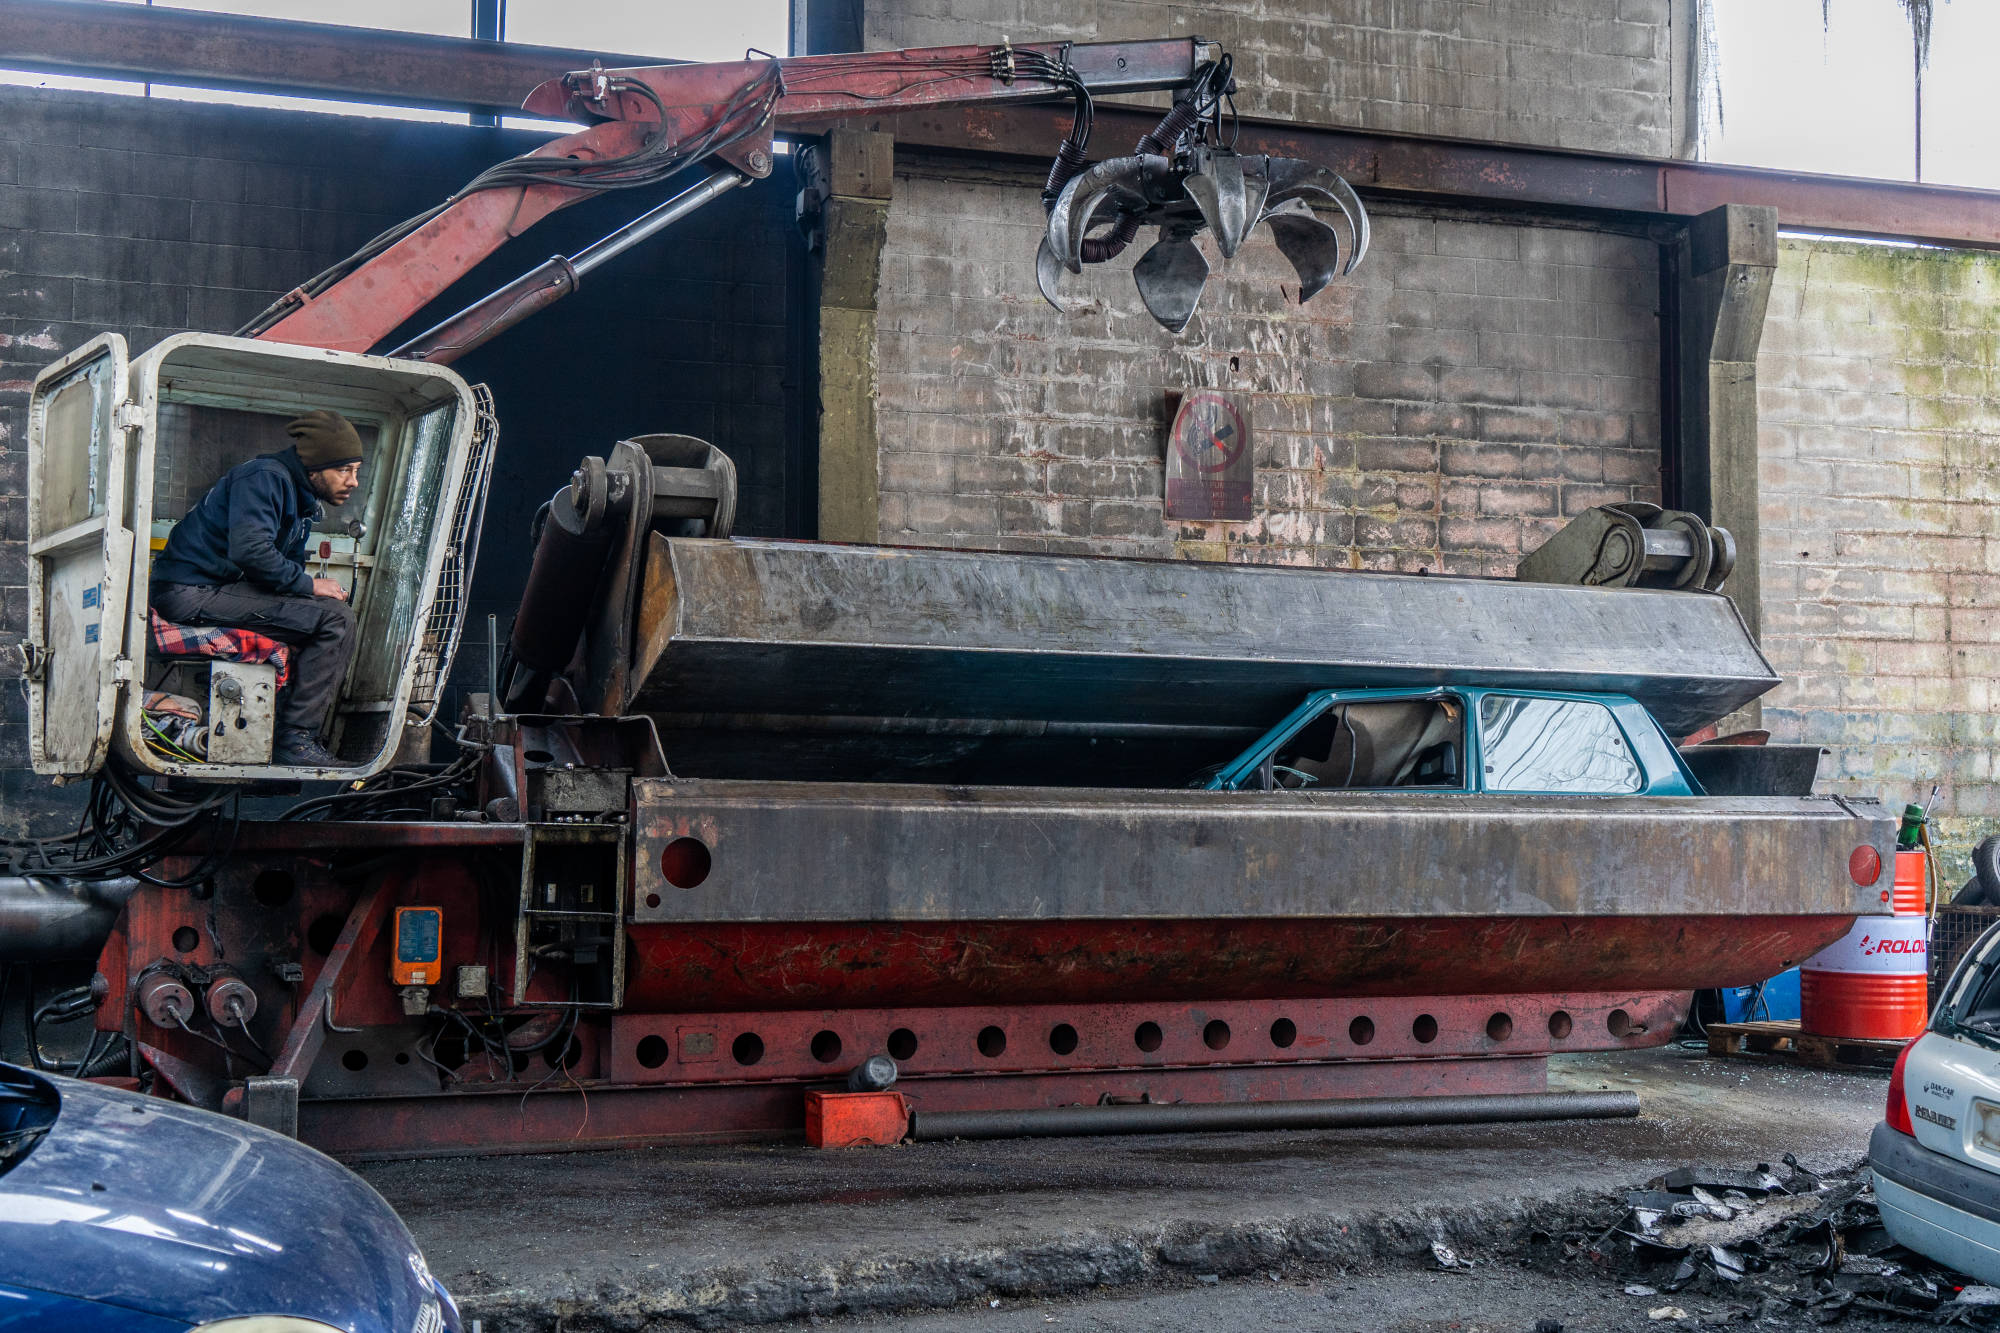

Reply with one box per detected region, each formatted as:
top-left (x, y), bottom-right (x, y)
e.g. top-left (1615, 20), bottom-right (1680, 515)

top-left (24, 334), bottom-right (136, 776)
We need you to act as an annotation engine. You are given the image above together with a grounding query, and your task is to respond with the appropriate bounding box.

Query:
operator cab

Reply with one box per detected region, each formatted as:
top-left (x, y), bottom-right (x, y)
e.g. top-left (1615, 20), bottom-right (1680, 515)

top-left (23, 332), bottom-right (492, 782)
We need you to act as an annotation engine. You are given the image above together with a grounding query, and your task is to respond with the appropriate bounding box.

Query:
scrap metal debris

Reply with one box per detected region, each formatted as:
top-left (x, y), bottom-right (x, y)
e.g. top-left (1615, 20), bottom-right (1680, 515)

top-left (1524, 1154), bottom-right (2000, 1327)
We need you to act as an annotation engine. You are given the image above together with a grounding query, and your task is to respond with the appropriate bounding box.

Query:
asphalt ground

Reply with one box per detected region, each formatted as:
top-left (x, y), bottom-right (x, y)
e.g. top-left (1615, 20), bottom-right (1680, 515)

top-left (358, 1044), bottom-right (1899, 1331)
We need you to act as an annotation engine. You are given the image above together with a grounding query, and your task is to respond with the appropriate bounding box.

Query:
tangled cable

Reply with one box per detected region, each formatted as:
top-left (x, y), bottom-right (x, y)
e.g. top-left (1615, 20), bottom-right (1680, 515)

top-left (0, 758), bottom-right (239, 882)
top-left (234, 64), bottom-right (785, 340)
top-left (278, 730), bottom-right (485, 823)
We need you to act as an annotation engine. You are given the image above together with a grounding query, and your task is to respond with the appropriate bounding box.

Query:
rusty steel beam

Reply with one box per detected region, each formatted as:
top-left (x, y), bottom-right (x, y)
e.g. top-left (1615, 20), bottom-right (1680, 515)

top-left (799, 102), bottom-right (2000, 250)
top-left (299, 1057), bottom-right (1550, 1159)
top-left (0, 0), bottom-right (672, 116)
top-left (7, 1), bottom-right (1999, 246)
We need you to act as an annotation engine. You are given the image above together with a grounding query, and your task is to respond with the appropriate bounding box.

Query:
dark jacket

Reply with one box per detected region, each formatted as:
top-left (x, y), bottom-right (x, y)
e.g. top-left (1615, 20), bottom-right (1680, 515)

top-left (151, 447), bottom-right (320, 596)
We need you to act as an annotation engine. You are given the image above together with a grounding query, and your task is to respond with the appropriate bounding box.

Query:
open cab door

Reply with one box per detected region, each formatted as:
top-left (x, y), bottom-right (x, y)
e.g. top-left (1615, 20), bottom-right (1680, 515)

top-left (24, 334), bottom-right (136, 778)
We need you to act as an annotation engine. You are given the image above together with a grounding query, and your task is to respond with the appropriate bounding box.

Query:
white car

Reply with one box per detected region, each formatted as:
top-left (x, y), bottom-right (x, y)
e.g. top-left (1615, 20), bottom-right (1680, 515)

top-left (1874, 921), bottom-right (2000, 1282)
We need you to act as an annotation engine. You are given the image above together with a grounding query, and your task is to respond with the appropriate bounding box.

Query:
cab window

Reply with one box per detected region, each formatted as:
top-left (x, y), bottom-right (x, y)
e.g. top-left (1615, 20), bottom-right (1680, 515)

top-left (1478, 695), bottom-right (1642, 794)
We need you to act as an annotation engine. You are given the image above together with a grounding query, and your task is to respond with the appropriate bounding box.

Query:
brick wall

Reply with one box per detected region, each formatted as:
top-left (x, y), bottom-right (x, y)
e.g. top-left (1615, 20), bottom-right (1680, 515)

top-left (1759, 237), bottom-right (2000, 883)
top-left (867, 0), bottom-right (1680, 157)
top-left (0, 87), bottom-right (804, 831)
top-left (875, 164), bottom-right (1662, 574)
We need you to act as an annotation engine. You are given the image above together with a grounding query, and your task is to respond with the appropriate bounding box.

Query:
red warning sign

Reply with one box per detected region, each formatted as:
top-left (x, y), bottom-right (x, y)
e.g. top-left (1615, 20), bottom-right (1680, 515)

top-left (1165, 390), bottom-right (1253, 520)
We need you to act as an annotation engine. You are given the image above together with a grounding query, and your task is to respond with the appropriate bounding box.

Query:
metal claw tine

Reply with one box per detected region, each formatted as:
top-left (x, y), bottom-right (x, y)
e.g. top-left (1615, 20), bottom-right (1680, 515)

top-left (1264, 210), bottom-right (1343, 304)
top-left (1262, 159), bottom-right (1371, 274)
top-left (1035, 237), bottom-right (1067, 313)
top-left (1184, 151), bottom-right (1254, 260)
top-left (1131, 228), bottom-right (1209, 333)
top-left (1046, 154), bottom-right (1162, 275)
top-left (1323, 173), bottom-right (1370, 273)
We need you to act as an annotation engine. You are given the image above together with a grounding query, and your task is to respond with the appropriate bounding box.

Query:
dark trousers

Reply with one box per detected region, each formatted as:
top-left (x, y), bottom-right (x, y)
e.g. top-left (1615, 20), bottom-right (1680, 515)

top-left (152, 582), bottom-right (355, 735)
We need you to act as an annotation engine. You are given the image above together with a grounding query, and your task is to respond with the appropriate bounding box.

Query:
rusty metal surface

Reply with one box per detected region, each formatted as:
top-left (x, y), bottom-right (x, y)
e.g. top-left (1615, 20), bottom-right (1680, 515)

top-left (298, 1056), bottom-right (1548, 1159)
top-left (270, 880), bottom-right (392, 1083)
top-left (817, 103), bottom-right (2000, 251)
top-left (631, 777), bottom-right (1888, 922)
top-left (628, 539), bottom-right (1779, 737)
top-left (8, 4), bottom-right (2000, 248)
top-left (216, 822), bottom-right (526, 851)
top-left (0, 0), bottom-right (670, 116)
top-left (622, 915), bottom-right (1858, 1011)
top-left (603, 992), bottom-right (1683, 1085)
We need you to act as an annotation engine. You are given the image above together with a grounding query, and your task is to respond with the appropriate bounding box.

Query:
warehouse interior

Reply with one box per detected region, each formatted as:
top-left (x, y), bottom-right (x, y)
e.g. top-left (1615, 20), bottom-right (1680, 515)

top-left (3, 1), bottom-right (2000, 1328)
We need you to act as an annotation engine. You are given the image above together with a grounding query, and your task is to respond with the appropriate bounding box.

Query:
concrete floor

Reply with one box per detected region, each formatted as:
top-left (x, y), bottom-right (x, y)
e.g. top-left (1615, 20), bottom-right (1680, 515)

top-left (359, 1045), bottom-right (1894, 1331)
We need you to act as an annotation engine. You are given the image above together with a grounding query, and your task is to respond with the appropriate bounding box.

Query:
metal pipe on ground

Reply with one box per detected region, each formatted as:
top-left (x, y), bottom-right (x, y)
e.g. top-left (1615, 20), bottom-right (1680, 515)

top-left (908, 1090), bottom-right (1640, 1142)
top-left (0, 877), bottom-right (142, 962)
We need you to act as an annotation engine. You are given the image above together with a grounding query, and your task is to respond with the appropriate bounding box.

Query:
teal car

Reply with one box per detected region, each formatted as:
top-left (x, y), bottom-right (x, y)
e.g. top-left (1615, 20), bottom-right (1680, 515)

top-left (1205, 687), bottom-right (1702, 797)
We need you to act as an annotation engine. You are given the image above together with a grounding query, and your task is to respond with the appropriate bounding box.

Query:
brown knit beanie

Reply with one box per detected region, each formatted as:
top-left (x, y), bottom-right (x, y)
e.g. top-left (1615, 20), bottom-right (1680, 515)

top-left (287, 409), bottom-right (365, 471)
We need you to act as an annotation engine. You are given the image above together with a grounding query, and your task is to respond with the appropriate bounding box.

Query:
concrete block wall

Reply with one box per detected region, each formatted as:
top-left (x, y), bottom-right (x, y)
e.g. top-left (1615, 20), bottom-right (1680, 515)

top-left (867, 0), bottom-right (1680, 157)
top-left (0, 87), bottom-right (801, 831)
top-left (875, 166), bottom-right (1662, 574)
top-left (1758, 237), bottom-right (2000, 881)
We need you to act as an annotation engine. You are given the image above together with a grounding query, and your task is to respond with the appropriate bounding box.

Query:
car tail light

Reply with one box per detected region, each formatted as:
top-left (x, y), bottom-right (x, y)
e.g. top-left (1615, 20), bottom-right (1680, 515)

top-left (1885, 1037), bottom-right (1919, 1136)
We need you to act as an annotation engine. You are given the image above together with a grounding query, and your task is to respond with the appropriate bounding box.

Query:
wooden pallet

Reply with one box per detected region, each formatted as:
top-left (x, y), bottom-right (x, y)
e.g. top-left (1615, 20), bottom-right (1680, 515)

top-left (1705, 1019), bottom-right (1902, 1071)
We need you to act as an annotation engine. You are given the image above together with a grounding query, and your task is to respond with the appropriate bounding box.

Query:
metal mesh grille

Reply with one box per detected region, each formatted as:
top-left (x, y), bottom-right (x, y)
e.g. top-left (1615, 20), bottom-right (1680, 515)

top-left (1931, 906), bottom-right (2000, 1003)
top-left (407, 383), bottom-right (497, 726)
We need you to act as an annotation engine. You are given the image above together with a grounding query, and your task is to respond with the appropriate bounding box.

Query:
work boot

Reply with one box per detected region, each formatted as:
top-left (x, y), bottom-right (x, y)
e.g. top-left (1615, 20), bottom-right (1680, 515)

top-left (273, 729), bottom-right (356, 768)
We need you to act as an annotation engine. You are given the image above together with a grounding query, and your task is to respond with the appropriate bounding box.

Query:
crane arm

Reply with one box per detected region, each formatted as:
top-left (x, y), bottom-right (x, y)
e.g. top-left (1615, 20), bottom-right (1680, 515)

top-left (246, 38), bottom-right (1210, 356)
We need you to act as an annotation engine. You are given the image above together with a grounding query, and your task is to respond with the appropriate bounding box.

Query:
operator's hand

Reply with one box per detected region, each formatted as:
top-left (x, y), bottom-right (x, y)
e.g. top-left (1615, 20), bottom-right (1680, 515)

top-left (311, 576), bottom-right (348, 601)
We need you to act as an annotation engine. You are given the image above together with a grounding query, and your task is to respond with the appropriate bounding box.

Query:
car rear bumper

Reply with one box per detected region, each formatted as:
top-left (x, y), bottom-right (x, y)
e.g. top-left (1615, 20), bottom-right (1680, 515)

top-left (1871, 1121), bottom-right (2000, 1286)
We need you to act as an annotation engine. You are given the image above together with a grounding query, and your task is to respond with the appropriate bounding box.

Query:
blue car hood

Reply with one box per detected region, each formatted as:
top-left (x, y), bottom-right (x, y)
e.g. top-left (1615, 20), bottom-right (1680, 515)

top-left (0, 1067), bottom-right (437, 1332)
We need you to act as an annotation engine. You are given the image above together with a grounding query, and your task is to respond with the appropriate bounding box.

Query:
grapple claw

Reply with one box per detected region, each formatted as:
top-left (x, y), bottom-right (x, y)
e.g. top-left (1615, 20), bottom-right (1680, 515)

top-left (1131, 224), bottom-right (1210, 333)
top-left (1263, 203), bottom-right (1343, 304)
top-left (1035, 237), bottom-right (1068, 313)
top-left (1046, 154), bottom-right (1164, 275)
top-left (1032, 145), bottom-right (1370, 332)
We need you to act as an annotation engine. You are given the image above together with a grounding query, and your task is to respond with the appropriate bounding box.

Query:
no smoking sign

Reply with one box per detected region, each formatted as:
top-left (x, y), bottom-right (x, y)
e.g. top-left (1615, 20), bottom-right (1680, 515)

top-left (1164, 390), bottom-right (1253, 520)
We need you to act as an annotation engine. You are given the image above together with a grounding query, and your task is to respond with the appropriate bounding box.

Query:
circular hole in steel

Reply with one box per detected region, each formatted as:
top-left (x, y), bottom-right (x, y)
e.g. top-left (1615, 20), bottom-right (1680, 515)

top-left (1412, 1014), bottom-right (1439, 1044)
top-left (1849, 845), bottom-right (1883, 887)
top-left (341, 1049), bottom-right (368, 1072)
top-left (1134, 1021), bottom-right (1164, 1053)
top-left (545, 1037), bottom-right (584, 1070)
top-left (171, 926), bottom-right (199, 954)
top-left (1548, 1010), bottom-right (1574, 1040)
top-left (636, 1035), bottom-right (670, 1069)
top-left (1607, 1008), bottom-right (1635, 1039)
top-left (523, 749), bottom-right (555, 765)
top-left (1270, 1018), bottom-right (1297, 1049)
top-left (251, 869), bottom-right (295, 907)
top-left (811, 1030), bottom-right (843, 1064)
top-left (732, 1032), bottom-right (764, 1066)
top-left (1203, 1019), bottom-right (1231, 1051)
top-left (644, 892), bottom-right (662, 909)
top-left (887, 1028), bottom-right (919, 1060)
top-left (306, 913), bottom-right (344, 957)
top-left (1349, 1016), bottom-right (1375, 1046)
top-left (660, 837), bottom-right (712, 889)
top-left (1048, 1023), bottom-right (1079, 1056)
top-left (1486, 1012), bottom-right (1514, 1043)
top-left (393, 1052), bottom-right (411, 1066)
top-left (976, 1026), bottom-right (1007, 1059)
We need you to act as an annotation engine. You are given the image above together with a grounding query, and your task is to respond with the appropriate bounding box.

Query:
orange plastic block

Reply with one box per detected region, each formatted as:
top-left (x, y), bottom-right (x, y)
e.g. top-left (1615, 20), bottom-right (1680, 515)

top-left (805, 1090), bottom-right (908, 1148)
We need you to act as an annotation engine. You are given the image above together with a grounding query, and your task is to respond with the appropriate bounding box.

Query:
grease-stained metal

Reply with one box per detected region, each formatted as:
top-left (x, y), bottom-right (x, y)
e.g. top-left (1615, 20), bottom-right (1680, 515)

top-left (625, 537), bottom-right (1780, 738)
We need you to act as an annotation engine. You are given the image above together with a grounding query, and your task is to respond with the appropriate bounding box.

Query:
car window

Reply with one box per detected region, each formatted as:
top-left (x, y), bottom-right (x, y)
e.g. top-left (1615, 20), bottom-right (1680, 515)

top-left (1270, 697), bottom-right (1466, 790)
top-left (1478, 695), bottom-right (1643, 794)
